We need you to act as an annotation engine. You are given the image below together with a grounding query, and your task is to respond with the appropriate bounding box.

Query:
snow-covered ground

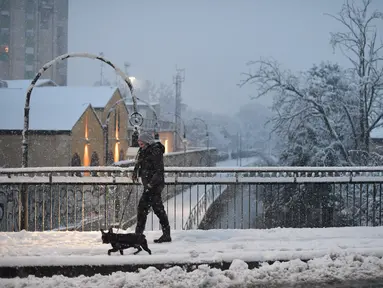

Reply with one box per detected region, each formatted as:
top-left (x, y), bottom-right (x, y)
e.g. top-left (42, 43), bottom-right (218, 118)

top-left (138, 156), bottom-right (260, 231)
top-left (2, 255), bottom-right (383, 287)
top-left (1, 227), bottom-right (383, 266)
top-left (1, 226), bottom-right (383, 287)
top-left (0, 255), bottom-right (383, 288)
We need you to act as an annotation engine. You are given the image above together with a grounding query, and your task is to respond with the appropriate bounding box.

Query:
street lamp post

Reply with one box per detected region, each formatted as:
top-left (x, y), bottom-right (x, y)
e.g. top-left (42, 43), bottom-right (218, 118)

top-left (22, 52), bottom-right (140, 168)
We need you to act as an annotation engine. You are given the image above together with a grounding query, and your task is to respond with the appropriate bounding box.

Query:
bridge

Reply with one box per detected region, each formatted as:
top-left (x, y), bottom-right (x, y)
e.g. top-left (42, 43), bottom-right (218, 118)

top-left (1, 164), bottom-right (383, 283)
top-left (0, 164), bottom-right (382, 232)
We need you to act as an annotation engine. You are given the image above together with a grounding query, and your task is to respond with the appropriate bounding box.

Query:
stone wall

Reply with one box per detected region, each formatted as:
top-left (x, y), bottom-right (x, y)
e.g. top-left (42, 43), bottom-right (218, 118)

top-left (164, 148), bottom-right (217, 167)
top-left (0, 132), bottom-right (72, 168)
top-left (114, 147), bottom-right (217, 168)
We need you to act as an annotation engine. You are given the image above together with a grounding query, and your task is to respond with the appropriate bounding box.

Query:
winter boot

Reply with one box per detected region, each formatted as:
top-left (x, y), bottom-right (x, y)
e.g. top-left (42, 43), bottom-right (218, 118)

top-left (154, 225), bottom-right (171, 243)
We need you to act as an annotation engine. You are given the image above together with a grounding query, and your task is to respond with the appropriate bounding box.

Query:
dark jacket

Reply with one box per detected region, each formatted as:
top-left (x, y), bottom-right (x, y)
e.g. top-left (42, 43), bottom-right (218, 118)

top-left (133, 141), bottom-right (165, 188)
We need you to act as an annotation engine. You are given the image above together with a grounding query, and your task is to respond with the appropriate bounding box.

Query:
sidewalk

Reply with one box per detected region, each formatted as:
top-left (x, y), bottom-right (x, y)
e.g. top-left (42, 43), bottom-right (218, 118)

top-left (1, 226), bottom-right (382, 268)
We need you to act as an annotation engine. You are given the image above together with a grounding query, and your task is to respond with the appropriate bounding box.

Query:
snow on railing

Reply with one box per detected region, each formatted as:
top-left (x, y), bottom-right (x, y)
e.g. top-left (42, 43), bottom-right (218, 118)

top-left (1, 166), bottom-right (383, 184)
top-left (2, 165), bottom-right (383, 174)
top-left (1, 166), bottom-right (383, 232)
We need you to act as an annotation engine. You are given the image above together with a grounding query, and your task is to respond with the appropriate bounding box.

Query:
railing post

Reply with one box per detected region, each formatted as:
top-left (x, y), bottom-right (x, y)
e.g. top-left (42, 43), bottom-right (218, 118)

top-left (20, 184), bottom-right (28, 231)
top-left (104, 185), bottom-right (107, 229)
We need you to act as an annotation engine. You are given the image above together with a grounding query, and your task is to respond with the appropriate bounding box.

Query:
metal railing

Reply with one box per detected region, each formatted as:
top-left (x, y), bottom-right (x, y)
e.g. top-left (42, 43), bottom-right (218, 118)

top-left (183, 184), bottom-right (223, 230)
top-left (0, 166), bottom-right (383, 232)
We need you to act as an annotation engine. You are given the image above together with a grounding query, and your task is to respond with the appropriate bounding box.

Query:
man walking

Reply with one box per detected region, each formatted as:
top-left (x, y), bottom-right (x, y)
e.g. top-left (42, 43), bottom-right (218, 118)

top-left (132, 132), bottom-right (171, 243)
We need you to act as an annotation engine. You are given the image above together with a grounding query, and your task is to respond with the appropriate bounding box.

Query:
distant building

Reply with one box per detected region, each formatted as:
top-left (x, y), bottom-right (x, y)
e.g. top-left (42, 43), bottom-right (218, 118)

top-left (0, 0), bottom-right (68, 85)
top-left (0, 85), bottom-right (175, 167)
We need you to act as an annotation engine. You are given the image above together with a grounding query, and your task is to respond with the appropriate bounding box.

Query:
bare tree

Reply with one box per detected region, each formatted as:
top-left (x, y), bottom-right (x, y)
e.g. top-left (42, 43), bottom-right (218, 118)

top-left (326, 0), bottom-right (383, 160)
top-left (239, 59), bottom-right (354, 165)
top-left (239, 0), bottom-right (383, 166)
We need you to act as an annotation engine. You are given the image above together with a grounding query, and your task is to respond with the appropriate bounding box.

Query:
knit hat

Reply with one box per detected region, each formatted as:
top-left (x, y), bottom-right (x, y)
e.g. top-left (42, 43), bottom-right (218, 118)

top-left (138, 132), bottom-right (155, 145)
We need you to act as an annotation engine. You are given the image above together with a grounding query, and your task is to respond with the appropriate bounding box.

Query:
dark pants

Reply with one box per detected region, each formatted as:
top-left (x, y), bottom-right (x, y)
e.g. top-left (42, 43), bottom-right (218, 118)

top-left (135, 184), bottom-right (170, 234)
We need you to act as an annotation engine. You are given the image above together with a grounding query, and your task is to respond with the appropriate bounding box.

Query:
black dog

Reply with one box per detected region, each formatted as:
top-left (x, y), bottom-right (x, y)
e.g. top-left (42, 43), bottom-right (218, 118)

top-left (100, 228), bottom-right (151, 256)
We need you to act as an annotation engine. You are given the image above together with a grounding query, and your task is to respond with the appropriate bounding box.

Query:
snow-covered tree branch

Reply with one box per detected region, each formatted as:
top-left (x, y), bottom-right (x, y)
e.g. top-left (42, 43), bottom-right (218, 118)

top-left (327, 0), bottom-right (383, 159)
top-left (240, 0), bottom-right (383, 167)
top-left (240, 60), bottom-right (355, 166)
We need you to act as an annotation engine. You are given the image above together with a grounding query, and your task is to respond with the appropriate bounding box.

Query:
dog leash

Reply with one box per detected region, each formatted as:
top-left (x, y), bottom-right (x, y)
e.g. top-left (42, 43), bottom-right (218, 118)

top-left (115, 149), bottom-right (141, 233)
top-left (116, 184), bottom-right (134, 233)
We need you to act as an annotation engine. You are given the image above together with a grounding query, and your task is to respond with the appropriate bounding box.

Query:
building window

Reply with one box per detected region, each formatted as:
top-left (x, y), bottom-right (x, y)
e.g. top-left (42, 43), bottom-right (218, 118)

top-left (0, 31), bottom-right (9, 45)
top-left (0, 0), bottom-right (10, 11)
top-left (0, 0), bottom-right (10, 63)
top-left (25, 64), bottom-right (33, 71)
top-left (25, 53), bottom-right (34, 61)
top-left (25, 47), bottom-right (34, 54)
top-left (56, 26), bottom-right (65, 53)
top-left (0, 28), bottom-right (9, 34)
top-left (25, 37), bottom-right (35, 49)
top-left (114, 108), bottom-right (120, 138)
top-left (39, 0), bottom-right (54, 30)
top-left (25, 19), bottom-right (35, 30)
top-left (26, 13), bottom-right (34, 20)
top-left (24, 71), bottom-right (34, 79)
top-left (25, 29), bottom-right (34, 37)
top-left (0, 15), bottom-right (10, 29)
top-left (25, 0), bottom-right (37, 12)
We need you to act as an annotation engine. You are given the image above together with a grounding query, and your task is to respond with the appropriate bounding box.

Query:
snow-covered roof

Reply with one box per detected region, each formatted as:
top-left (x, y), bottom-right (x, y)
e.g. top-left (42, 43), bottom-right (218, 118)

top-left (4, 79), bottom-right (58, 89)
top-left (0, 86), bottom-right (118, 130)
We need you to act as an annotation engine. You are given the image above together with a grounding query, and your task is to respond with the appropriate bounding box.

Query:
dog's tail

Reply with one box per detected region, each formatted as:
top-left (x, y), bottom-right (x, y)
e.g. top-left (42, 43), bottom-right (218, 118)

top-left (140, 237), bottom-right (151, 255)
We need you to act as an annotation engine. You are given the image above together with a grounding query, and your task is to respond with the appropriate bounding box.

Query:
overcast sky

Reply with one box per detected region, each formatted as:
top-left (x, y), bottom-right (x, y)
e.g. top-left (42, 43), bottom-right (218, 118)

top-left (67, 0), bottom-right (383, 115)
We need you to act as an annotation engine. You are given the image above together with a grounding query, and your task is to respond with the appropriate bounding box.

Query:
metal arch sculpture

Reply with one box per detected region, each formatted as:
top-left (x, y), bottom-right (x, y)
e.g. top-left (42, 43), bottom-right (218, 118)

top-left (21, 52), bottom-right (142, 168)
